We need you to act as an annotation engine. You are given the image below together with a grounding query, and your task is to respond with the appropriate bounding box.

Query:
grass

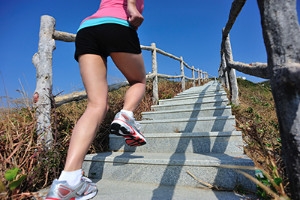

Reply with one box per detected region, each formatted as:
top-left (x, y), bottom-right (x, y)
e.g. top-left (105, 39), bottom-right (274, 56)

top-left (0, 78), bottom-right (290, 199)
top-left (231, 79), bottom-right (288, 199)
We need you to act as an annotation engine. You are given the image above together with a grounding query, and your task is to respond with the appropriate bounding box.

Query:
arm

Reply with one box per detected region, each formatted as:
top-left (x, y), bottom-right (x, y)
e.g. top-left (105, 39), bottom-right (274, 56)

top-left (127, 0), bottom-right (144, 29)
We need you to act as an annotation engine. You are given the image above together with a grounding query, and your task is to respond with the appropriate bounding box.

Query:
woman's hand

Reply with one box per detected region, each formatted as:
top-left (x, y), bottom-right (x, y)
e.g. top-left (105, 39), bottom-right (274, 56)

top-left (127, 0), bottom-right (144, 29)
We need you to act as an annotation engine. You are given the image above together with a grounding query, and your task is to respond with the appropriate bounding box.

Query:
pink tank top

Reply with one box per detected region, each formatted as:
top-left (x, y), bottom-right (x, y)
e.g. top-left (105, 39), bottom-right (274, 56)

top-left (84, 0), bottom-right (144, 22)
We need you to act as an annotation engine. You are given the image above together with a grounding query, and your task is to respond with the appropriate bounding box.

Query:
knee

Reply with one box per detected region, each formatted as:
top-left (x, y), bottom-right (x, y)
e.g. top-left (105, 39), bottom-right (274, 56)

top-left (128, 77), bottom-right (146, 86)
top-left (87, 100), bottom-right (109, 114)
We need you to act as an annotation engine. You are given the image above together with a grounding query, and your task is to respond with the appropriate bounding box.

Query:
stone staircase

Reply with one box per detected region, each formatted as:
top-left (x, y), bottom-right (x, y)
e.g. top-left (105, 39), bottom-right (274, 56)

top-left (82, 81), bottom-right (256, 199)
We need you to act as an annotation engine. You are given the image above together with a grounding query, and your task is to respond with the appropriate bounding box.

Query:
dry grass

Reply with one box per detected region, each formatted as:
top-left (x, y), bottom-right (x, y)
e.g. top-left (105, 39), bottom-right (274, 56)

top-left (0, 78), bottom-right (289, 199)
top-left (230, 79), bottom-right (289, 199)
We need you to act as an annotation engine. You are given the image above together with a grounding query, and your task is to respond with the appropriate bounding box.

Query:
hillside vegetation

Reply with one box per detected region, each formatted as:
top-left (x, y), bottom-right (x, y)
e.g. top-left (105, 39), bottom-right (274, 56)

top-left (0, 79), bottom-right (288, 199)
top-left (231, 79), bottom-right (287, 199)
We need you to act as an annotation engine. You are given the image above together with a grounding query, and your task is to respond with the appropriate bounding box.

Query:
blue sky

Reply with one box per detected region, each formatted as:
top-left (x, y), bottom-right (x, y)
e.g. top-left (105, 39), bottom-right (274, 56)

top-left (1, 0), bottom-right (299, 104)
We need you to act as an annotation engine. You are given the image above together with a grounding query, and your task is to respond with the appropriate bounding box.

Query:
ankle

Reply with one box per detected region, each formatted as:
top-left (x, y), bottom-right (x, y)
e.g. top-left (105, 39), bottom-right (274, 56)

top-left (121, 109), bottom-right (134, 118)
top-left (59, 169), bottom-right (82, 186)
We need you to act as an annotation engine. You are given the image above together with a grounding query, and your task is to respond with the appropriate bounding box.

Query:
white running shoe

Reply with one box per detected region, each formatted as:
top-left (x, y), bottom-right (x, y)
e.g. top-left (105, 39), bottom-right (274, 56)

top-left (45, 176), bottom-right (98, 200)
top-left (110, 111), bottom-right (147, 146)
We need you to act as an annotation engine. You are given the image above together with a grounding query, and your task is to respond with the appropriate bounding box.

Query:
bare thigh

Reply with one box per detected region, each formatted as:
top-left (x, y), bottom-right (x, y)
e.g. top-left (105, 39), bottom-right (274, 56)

top-left (110, 52), bottom-right (146, 84)
top-left (78, 54), bottom-right (108, 105)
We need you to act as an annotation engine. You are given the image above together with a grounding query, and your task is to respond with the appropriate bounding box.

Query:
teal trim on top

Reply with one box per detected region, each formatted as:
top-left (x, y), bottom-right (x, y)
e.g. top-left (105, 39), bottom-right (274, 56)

top-left (78, 17), bottom-right (131, 32)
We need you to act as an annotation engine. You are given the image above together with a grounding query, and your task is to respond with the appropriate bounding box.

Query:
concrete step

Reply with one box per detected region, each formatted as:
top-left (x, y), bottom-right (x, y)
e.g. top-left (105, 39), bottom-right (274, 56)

top-left (175, 90), bottom-right (226, 96)
top-left (158, 93), bottom-right (228, 106)
top-left (151, 99), bottom-right (229, 111)
top-left (38, 179), bottom-right (254, 200)
top-left (142, 106), bottom-right (232, 120)
top-left (174, 91), bottom-right (227, 99)
top-left (109, 131), bottom-right (244, 154)
top-left (89, 179), bottom-right (255, 200)
top-left (79, 81), bottom-right (256, 198)
top-left (176, 84), bottom-right (224, 95)
top-left (82, 152), bottom-right (255, 191)
top-left (139, 116), bottom-right (237, 133)
top-left (39, 81), bottom-right (257, 199)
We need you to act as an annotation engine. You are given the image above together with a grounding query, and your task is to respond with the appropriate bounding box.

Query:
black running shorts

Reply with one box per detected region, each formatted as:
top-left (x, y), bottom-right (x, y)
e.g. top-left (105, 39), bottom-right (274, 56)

top-left (74, 23), bottom-right (142, 61)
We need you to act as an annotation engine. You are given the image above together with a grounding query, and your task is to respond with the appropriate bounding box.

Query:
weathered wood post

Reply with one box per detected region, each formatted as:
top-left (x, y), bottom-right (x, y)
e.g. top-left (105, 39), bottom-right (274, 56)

top-left (200, 70), bottom-right (203, 83)
top-left (224, 33), bottom-right (239, 105)
top-left (151, 43), bottom-right (159, 105)
top-left (180, 56), bottom-right (185, 91)
top-left (218, 66), bottom-right (225, 86)
top-left (192, 66), bottom-right (195, 87)
top-left (257, 0), bottom-right (300, 198)
top-left (198, 70), bottom-right (201, 85)
top-left (32, 15), bottom-right (55, 148)
top-left (220, 53), bottom-right (229, 90)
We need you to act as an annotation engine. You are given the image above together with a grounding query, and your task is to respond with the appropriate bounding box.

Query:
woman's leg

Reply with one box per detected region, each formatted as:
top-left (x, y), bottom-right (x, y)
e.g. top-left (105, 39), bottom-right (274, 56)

top-left (110, 52), bottom-right (146, 112)
top-left (64, 54), bottom-right (108, 171)
top-left (109, 52), bottom-right (146, 146)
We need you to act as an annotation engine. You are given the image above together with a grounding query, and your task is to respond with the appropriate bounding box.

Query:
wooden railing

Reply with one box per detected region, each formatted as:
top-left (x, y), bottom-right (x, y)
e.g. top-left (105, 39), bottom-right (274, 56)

top-left (136, 43), bottom-right (209, 104)
top-left (32, 15), bottom-right (209, 147)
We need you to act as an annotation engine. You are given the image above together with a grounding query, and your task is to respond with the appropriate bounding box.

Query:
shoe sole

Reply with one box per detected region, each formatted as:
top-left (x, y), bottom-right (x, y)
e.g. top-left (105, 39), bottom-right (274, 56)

top-left (75, 190), bottom-right (98, 200)
top-left (110, 120), bottom-right (146, 146)
top-left (46, 191), bottom-right (97, 200)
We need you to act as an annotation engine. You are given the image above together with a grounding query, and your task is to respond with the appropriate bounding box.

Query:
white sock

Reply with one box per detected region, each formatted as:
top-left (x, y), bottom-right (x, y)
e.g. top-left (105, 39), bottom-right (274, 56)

top-left (121, 109), bottom-right (134, 118)
top-left (58, 169), bottom-right (82, 186)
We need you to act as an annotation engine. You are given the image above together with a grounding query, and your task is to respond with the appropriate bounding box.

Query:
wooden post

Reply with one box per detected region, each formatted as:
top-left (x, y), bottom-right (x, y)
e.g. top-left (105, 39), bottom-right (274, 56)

top-left (32, 15), bottom-right (55, 148)
top-left (180, 56), bottom-right (185, 91)
top-left (197, 70), bottom-right (201, 85)
top-left (151, 43), bottom-right (158, 105)
top-left (220, 53), bottom-right (228, 89)
top-left (192, 66), bottom-right (195, 87)
top-left (224, 33), bottom-right (239, 105)
top-left (218, 67), bottom-right (225, 86)
top-left (224, 71), bottom-right (230, 91)
top-left (257, 0), bottom-right (300, 198)
top-left (223, 53), bottom-right (230, 91)
top-left (200, 70), bottom-right (203, 82)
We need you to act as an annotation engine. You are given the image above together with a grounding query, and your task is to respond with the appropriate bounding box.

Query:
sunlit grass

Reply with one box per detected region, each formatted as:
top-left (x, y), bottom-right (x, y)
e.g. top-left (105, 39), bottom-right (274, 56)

top-left (230, 79), bottom-right (288, 199)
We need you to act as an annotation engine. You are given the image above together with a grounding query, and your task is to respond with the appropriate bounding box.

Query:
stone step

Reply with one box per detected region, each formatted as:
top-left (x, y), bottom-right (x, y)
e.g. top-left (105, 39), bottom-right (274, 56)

top-left (82, 152), bottom-right (255, 191)
top-left (40, 81), bottom-right (257, 199)
top-left (81, 81), bottom-right (256, 197)
top-left (158, 93), bottom-right (228, 106)
top-left (142, 106), bottom-right (232, 120)
top-left (174, 91), bottom-right (227, 99)
top-left (177, 85), bottom-right (224, 95)
top-left (138, 116), bottom-right (237, 133)
top-left (175, 89), bottom-right (226, 96)
top-left (87, 179), bottom-right (254, 200)
top-left (109, 131), bottom-right (244, 154)
top-left (151, 99), bottom-right (229, 111)
top-left (38, 174), bottom-right (256, 200)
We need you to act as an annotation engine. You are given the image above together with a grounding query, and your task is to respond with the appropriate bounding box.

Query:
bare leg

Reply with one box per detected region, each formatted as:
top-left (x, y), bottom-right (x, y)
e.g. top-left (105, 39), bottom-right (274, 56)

top-left (64, 54), bottom-right (108, 171)
top-left (110, 52), bottom-right (146, 112)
